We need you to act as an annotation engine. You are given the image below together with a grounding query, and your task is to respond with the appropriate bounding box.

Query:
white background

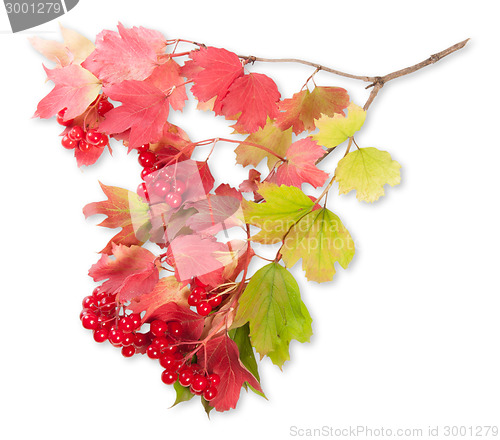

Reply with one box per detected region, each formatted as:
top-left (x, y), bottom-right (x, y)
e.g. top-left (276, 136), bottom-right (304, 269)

top-left (1, 0), bottom-right (499, 439)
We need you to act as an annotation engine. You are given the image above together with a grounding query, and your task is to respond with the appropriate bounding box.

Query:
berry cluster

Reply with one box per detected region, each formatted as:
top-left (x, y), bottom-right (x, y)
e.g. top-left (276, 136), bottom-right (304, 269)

top-left (80, 287), bottom-right (220, 401)
top-left (80, 287), bottom-right (148, 357)
top-left (188, 282), bottom-right (224, 317)
top-left (136, 144), bottom-right (187, 209)
top-left (147, 318), bottom-right (219, 401)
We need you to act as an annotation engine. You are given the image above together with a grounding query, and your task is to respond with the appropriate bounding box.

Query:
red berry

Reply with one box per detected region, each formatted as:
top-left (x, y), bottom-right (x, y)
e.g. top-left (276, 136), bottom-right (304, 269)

top-left (86, 129), bottom-right (103, 145)
top-left (129, 313), bottom-right (142, 330)
top-left (208, 294), bottom-right (223, 308)
top-left (99, 296), bottom-right (116, 313)
top-left (146, 344), bottom-right (161, 359)
top-left (178, 369), bottom-right (194, 387)
top-left (162, 343), bottom-right (178, 355)
top-left (161, 370), bottom-right (178, 385)
top-left (141, 167), bottom-right (155, 180)
top-left (207, 373), bottom-right (221, 387)
top-left (121, 345), bottom-right (136, 358)
top-left (191, 374), bottom-right (209, 392)
top-left (150, 320), bottom-right (168, 337)
top-left (167, 321), bottom-right (183, 338)
top-left (118, 316), bottom-right (134, 333)
top-left (133, 332), bottom-right (150, 348)
top-left (192, 287), bottom-right (207, 299)
top-left (152, 180), bottom-right (171, 197)
top-left (97, 100), bottom-right (114, 116)
top-left (172, 180), bottom-right (186, 195)
top-left (138, 151), bottom-right (156, 168)
top-left (137, 144), bottom-right (150, 153)
top-left (92, 286), bottom-right (106, 301)
top-left (203, 387), bottom-right (218, 401)
top-left (93, 328), bottom-right (109, 343)
top-left (97, 134), bottom-right (109, 147)
top-left (188, 292), bottom-right (201, 307)
top-left (82, 295), bottom-right (97, 310)
top-left (57, 109), bottom-right (74, 126)
top-left (108, 328), bottom-right (125, 346)
top-left (97, 315), bottom-right (114, 329)
top-left (78, 139), bottom-right (92, 152)
top-left (197, 302), bottom-right (212, 316)
top-left (80, 308), bottom-right (90, 320)
top-left (137, 183), bottom-right (149, 202)
top-left (61, 135), bottom-right (78, 149)
top-left (81, 313), bottom-right (99, 330)
top-left (158, 166), bottom-right (174, 180)
top-left (165, 192), bottom-right (182, 208)
top-left (68, 126), bottom-right (85, 141)
top-left (159, 354), bottom-right (179, 371)
top-left (122, 334), bottom-right (135, 347)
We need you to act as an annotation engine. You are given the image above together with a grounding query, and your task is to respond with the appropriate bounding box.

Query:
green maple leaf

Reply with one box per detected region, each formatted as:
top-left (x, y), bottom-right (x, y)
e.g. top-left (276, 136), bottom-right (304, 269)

top-left (281, 208), bottom-right (355, 283)
top-left (335, 147), bottom-right (401, 202)
top-left (234, 263), bottom-right (312, 368)
top-left (312, 102), bottom-right (366, 149)
top-left (242, 183), bottom-right (315, 244)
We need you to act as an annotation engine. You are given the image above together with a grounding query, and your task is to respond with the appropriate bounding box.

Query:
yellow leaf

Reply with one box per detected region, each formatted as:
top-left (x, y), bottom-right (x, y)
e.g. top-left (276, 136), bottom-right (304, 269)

top-left (335, 147), bottom-right (401, 202)
top-left (313, 102), bottom-right (366, 148)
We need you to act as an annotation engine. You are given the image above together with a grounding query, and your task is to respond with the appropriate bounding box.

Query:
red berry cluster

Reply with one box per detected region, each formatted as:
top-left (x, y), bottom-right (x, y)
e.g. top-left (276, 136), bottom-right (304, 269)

top-left (136, 144), bottom-right (187, 209)
top-left (80, 287), bottom-right (220, 401)
top-left (188, 278), bottom-right (225, 316)
top-left (80, 287), bottom-right (148, 357)
top-left (58, 109), bottom-right (110, 152)
top-left (147, 318), bottom-right (219, 401)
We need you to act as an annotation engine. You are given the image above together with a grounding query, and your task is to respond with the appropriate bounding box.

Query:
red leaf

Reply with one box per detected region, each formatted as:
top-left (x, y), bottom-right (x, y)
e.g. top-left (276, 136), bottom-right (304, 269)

top-left (89, 244), bottom-right (159, 303)
top-left (183, 47), bottom-right (244, 113)
top-left (273, 138), bottom-right (328, 188)
top-left (127, 276), bottom-right (190, 322)
top-left (74, 144), bottom-right (106, 167)
top-left (35, 64), bottom-right (101, 120)
top-left (199, 334), bottom-right (262, 412)
top-left (276, 86), bottom-right (349, 134)
top-left (239, 169), bottom-right (261, 194)
top-left (99, 61), bottom-right (186, 148)
top-left (82, 23), bottom-right (166, 84)
top-left (221, 73), bottom-right (281, 133)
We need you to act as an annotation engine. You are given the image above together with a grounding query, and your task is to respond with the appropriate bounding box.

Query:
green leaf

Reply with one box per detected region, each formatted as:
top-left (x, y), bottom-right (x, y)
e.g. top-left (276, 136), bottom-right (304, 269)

top-left (281, 208), bottom-right (355, 283)
top-left (234, 263), bottom-right (312, 368)
top-left (242, 183), bottom-right (315, 244)
top-left (312, 102), bottom-right (366, 149)
top-left (335, 147), bottom-right (401, 202)
top-left (229, 323), bottom-right (267, 399)
top-left (171, 381), bottom-right (194, 407)
top-left (200, 397), bottom-right (213, 418)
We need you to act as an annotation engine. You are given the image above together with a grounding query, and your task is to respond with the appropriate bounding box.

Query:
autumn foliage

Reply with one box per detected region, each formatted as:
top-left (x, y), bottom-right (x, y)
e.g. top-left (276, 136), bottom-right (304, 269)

top-left (32, 23), bottom-right (406, 414)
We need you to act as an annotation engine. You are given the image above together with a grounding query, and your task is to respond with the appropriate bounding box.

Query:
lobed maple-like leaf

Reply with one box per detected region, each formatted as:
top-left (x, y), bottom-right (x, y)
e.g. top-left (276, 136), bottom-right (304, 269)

top-left (220, 73), bottom-right (281, 133)
top-left (183, 46), bottom-right (244, 113)
top-left (234, 263), bottom-right (312, 368)
top-left (89, 244), bottom-right (160, 303)
top-left (276, 86), bottom-right (349, 134)
top-left (234, 118), bottom-right (292, 170)
top-left (34, 64), bottom-right (101, 120)
top-left (242, 183), bottom-right (315, 244)
top-left (281, 208), bottom-right (355, 283)
top-left (239, 169), bottom-right (261, 195)
top-left (313, 102), bottom-right (366, 149)
top-left (29, 24), bottom-right (95, 67)
top-left (99, 60), bottom-right (187, 148)
top-left (272, 138), bottom-right (328, 188)
top-left (334, 147), bottom-right (401, 202)
top-left (199, 333), bottom-right (262, 412)
top-left (127, 276), bottom-right (190, 323)
top-left (82, 23), bottom-right (166, 84)
top-left (83, 182), bottom-right (150, 254)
